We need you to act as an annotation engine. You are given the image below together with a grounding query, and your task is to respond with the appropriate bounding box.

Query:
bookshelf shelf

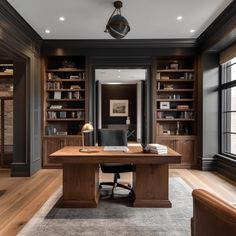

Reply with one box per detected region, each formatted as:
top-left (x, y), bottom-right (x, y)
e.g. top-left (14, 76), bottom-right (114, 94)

top-left (46, 89), bottom-right (85, 92)
top-left (156, 79), bottom-right (194, 82)
top-left (157, 69), bottom-right (194, 73)
top-left (47, 108), bottom-right (85, 112)
top-left (156, 119), bottom-right (195, 121)
top-left (47, 69), bottom-right (85, 72)
top-left (157, 89), bottom-right (194, 92)
top-left (156, 109), bottom-right (194, 112)
top-left (156, 99), bottom-right (194, 102)
top-left (46, 79), bottom-right (85, 82)
top-left (46, 99), bottom-right (85, 102)
top-left (46, 118), bottom-right (85, 122)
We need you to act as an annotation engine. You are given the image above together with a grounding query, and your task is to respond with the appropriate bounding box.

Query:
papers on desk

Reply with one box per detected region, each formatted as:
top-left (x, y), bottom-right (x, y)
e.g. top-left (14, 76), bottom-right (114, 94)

top-left (146, 143), bottom-right (168, 154)
top-left (103, 146), bottom-right (129, 152)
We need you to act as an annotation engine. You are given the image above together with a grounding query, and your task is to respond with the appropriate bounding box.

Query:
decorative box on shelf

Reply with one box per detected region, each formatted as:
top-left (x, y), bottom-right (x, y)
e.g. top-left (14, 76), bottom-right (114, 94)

top-left (56, 131), bottom-right (68, 136)
top-left (162, 130), bottom-right (171, 135)
top-left (160, 102), bottom-right (170, 109)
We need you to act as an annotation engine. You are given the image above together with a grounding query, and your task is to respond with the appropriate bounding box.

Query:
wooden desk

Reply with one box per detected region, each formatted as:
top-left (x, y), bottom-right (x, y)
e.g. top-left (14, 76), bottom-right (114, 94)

top-left (50, 146), bottom-right (181, 208)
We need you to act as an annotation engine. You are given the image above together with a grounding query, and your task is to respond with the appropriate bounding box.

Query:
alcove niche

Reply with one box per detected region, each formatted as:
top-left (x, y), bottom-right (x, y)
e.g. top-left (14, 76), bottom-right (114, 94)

top-left (95, 69), bottom-right (147, 143)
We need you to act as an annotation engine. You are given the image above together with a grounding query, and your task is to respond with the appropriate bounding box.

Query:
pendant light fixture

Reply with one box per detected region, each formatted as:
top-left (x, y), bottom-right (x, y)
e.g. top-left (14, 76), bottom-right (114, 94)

top-left (104, 1), bottom-right (130, 39)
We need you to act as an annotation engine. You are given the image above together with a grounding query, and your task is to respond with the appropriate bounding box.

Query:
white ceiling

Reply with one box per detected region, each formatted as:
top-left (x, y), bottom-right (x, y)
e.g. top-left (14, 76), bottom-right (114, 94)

top-left (7, 0), bottom-right (233, 40)
top-left (95, 69), bottom-right (147, 82)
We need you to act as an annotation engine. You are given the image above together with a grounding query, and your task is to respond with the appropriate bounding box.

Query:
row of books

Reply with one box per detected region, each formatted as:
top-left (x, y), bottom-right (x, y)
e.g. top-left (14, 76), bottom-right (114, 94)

top-left (46, 82), bottom-right (61, 89)
top-left (52, 91), bottom-right (83, 99)
top-left (156, 72), bottom-right (194, 80)
top-left (47, 73), bottom-right (85, 80)
top-left (158, 105), bottom-right (190, 110)
top-left (157, 111), bottom-right (194, 119)
top-left (47, 111), bottom-right (85, 119)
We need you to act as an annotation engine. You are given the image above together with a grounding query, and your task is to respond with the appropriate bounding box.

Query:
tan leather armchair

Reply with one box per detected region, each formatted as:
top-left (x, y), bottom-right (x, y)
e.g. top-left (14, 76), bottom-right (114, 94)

top-left (191, 189), bottom-right (236, 236)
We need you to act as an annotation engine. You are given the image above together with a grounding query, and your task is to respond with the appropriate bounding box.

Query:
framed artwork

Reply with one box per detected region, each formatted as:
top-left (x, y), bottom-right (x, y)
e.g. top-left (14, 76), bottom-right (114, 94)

top-left (109, 99), bottom-right (128, 117)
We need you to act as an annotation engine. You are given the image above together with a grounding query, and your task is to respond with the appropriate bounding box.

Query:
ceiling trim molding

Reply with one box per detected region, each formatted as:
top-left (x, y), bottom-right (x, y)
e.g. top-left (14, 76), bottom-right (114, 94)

top-left (42, 39), bottom-right (197, 50)
top-left (197, 1), bottom-right (236, 52)
top-left (89, 56), bottom-right (153, 67)
top-left (0, 0), bottom-right (42, 45)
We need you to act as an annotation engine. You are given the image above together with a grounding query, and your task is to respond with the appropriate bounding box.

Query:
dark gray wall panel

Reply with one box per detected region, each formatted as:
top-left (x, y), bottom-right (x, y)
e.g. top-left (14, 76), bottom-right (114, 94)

top-left (0, 0), bottom-right (42, 176)
top-left (201, 53), bottom-right (219, 170)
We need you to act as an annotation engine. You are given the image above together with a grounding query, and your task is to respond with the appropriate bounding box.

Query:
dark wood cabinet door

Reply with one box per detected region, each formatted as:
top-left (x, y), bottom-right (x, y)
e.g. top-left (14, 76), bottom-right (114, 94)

top-left (42, 137), bottom-right (83, 167)
top-left (43, 138), bottom-right (65, 167)
top-left (156, 136), bottom-right (196, 168)
top-left (175, 139), bottom-right (195, 167)
top-left (66, 137), bottom-right (82, 146)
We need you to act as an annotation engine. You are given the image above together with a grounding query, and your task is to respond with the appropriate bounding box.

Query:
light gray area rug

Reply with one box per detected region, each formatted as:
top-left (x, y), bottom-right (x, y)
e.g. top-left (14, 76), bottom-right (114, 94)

top-left (18, 177), bottom-right (193, 236)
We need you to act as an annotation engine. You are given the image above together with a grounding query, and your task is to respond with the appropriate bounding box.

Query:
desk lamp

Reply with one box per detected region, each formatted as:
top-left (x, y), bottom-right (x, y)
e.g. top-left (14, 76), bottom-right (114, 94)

top-left (80, 122), bottom-right (94, 152)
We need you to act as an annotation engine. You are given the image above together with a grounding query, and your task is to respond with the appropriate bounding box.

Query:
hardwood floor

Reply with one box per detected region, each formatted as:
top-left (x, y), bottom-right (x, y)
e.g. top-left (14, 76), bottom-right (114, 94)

top-left (0, 168), bottom-right (236, 236)
top-left (0, 169), bottom-right (62, 236)
top-left (170, 169), bottom-right (236, 205)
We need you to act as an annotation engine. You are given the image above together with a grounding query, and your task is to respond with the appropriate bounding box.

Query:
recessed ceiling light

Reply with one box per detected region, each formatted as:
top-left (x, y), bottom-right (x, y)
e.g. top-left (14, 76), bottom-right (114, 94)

top-left (118, 75), bottom-right (121, 78)
top-left (177, 16), bottom-right (183, 21)
top-left (190, 29), bottom-right (195, 33)
top-left (59, 17), bottom-right (65, 21)
top-left (118, 70), bottom-right (121, 72)
top-left (45, 29), bottom-right (51, 34)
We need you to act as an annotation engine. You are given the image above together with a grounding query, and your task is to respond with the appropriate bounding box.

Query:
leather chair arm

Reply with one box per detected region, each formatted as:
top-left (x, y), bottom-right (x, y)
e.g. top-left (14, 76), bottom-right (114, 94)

top-left (192, 189), bottom-right (236, 236)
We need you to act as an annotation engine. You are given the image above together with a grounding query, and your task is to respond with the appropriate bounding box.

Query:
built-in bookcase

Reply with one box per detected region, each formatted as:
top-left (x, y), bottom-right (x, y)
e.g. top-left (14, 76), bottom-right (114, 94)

top-left (155, 57), bottom-right (197, 168)
top-left (42, 56), bottom-right (86, 167)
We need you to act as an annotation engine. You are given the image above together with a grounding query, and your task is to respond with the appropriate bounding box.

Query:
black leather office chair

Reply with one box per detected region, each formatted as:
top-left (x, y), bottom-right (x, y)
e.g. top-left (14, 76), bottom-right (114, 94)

top-left (98, 129), bottom-right (133, 197)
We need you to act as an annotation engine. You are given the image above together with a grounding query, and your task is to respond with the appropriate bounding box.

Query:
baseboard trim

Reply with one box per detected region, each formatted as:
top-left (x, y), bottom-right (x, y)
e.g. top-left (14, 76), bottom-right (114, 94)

top-left (197, 156), bottom-right (217, 171)
top-left (11, 162), bottom-right (30, 177)
top-left (215, 154), bottom-right (236, 181)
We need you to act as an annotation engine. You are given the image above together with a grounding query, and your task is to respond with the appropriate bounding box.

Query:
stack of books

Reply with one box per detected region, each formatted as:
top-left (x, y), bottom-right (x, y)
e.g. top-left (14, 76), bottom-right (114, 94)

top-left (146, 143), bottom-right (168, 154)
top-left (177, 105), bottom-right (189, 109)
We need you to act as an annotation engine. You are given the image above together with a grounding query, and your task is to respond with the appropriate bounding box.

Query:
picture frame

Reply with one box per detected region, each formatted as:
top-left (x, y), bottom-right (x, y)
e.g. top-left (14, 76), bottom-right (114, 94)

top-left (109, 99), bottom-right (128, 117)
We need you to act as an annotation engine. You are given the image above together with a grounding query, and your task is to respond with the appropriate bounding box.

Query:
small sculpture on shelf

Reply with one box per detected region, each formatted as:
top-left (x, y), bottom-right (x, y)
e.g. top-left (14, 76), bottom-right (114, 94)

top-left (61, 60), bottom-right (76, 68)
top-left (176, 121), bottom-right (181, 135)
top-left (126, 116), bottom-right (130, 125)
top-left (169, 60), bottom-right (179, 70)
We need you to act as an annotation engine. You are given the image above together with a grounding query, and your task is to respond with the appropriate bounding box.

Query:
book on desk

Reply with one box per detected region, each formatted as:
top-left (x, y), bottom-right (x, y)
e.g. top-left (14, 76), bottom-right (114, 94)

top-left (103, 146), bottom-right (129, 152)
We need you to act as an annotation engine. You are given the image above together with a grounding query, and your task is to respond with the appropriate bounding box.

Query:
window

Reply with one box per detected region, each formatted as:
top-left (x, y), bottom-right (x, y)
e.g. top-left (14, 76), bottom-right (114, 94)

top-left (221, 57), bottom-right (236, 156)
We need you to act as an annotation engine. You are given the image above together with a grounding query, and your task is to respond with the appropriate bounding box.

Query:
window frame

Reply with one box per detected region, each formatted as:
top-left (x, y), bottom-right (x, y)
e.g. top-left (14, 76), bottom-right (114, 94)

top-left (220, 61), bottom-right (236, 158)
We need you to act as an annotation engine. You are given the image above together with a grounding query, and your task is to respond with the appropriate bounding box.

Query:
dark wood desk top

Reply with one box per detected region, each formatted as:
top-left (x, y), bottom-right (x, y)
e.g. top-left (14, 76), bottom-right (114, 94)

top-left (50, 146), bottom-right (181, 164)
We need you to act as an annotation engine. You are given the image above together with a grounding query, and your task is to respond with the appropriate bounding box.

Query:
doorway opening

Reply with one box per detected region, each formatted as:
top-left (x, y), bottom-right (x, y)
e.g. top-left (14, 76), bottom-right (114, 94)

top-left (95, 69), bottom-right (147, 143)
top-left (0, 60), bottom-right (14, 168)
top-left (0, 45), bottom-right (30, 176)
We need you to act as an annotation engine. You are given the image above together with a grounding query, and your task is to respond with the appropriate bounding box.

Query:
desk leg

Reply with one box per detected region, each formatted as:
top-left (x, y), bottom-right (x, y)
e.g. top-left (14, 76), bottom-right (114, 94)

top-left (61, 163), bottom-right (99, 208)
top-left (133, 164), bottom-right (171, 207)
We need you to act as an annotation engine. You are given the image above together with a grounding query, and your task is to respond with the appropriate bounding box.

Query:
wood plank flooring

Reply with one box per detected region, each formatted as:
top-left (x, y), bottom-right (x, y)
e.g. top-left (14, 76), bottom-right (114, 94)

top-left (0, 169), bottom-right (62, 236)
top-left (0, 168), bottom-right (236, 236)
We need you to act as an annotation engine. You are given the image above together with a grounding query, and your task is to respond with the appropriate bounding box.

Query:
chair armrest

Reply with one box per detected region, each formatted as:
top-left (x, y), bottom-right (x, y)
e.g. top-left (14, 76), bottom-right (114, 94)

top-left (192, 189), bottom-right (236, 236)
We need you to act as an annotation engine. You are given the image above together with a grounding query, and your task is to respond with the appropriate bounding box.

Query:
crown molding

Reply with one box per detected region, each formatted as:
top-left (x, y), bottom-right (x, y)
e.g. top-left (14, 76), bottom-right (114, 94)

top-left (197, 1), bottom-right (236, 52)
top-left (42, 39), bottom-right (197, 50)
top-left (0, 0), bottom-right (42, 46)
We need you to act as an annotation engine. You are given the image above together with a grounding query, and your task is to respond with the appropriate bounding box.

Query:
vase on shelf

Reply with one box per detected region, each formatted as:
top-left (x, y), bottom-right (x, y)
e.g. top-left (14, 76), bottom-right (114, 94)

top-left (126, 116), bottom-right (130, 125)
